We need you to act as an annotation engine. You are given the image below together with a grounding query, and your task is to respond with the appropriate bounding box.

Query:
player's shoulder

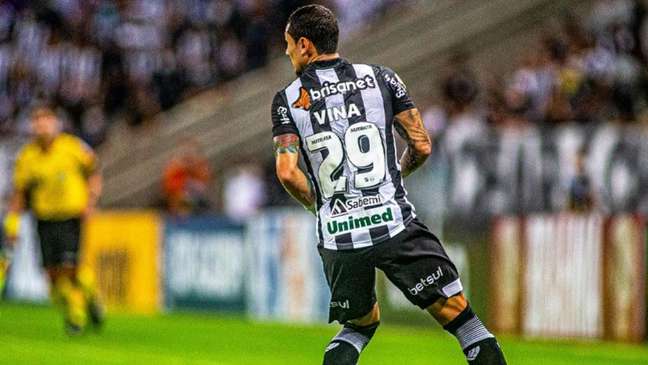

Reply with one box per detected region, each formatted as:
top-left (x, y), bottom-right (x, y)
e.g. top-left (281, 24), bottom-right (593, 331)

top-left (365, 64), bottom-right (402, 82)
top-left (58, 133), bottom-right (94, 153)
top-left (362, 63), bottom-right (390, 75)
top-left (272, 77), bottom-right (303, 110)
top-left (57, 133), bottom-right (81, 146)
top-left (16, 140), bottom-right (38, 161)
top-left (353, 63), bottom-right (404, 87)
top-left (368, 64), bottom-right (409, 99)
top-left (344, 62), bottom-right (383, 75)
top-left (275, 76), bottom-right (302, 97)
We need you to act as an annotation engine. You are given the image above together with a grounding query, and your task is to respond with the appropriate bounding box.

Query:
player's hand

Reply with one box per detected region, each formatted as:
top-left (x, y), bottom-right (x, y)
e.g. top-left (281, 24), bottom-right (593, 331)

top-left (2, 212), bottom-right (20, 247)
top-left (83, 204), bottom-right (96, 219)
top-left (4, 234), bottom-right (17, 248)
top-left (306, 205), bottom-right (316, 216)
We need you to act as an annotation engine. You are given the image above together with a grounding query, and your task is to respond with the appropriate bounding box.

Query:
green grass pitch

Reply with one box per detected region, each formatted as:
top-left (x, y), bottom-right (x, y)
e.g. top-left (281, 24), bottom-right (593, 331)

top-left (1, 302), bottom-right (648, 364)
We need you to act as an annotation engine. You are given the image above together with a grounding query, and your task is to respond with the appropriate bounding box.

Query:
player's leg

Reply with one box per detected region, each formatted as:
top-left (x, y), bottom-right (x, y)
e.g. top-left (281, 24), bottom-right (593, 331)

top-left (0, 256), bottom-right (7, 297)
top-left (54, 265), bottom-right (88, 333)
top-left (77, 265), bottom-right (103, 329)
top-left (0, 239), bottom-right (9, 297)
top-left (37, 220), bottom-right (67, 308)
top-left (428, 293), bottom-right (506, 364)
top-left (376, 218), bottom-right (506, 364)
top-left (38, 219), bottom-right (87, 334)
top-left (323, 303), bottom-right (381, 365)
top-left (67, 218), bottom-right (104, 329)
top-left (60, 218), bottom-right (99, 331)
top-left (318, 246), bottom-right (379, 365)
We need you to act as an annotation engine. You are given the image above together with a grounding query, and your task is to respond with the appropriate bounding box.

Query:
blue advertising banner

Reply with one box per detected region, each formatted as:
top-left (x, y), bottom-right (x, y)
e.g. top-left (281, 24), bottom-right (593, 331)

top-left (246, 209), bottom-right (329, 323)
top-left (164, 216), bottom-right (245, 311)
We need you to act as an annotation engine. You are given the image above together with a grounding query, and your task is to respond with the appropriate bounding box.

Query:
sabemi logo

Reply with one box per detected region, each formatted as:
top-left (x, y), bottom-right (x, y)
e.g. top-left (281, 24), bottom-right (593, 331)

top-left (408, 266), bottom-right (443, 296)
top-left (330, 195), bottom-right (383, 217)
top-left (292, 87), bottom-right (312, 110)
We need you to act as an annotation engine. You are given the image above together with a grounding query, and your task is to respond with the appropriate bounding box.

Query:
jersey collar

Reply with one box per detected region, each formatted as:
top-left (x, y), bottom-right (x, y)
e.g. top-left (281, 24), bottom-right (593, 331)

top-left (304, 57), bottom-right (346, 72)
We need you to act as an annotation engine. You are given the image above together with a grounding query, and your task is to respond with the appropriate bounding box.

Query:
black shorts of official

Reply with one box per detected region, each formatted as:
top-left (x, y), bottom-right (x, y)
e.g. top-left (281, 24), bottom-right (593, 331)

top-left (36, 218), bottom-right (82, 268)
top-left (318, 218), bottom-right (463, 324)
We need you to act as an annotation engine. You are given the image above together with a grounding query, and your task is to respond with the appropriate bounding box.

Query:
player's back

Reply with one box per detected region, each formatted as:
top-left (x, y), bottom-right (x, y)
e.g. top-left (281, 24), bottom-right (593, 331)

top-left (272, 58), bottom-right (417, 250)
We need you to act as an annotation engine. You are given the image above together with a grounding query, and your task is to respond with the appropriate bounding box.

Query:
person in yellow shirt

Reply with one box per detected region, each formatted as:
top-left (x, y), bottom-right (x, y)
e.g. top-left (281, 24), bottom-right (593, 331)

top-left (2, 106), bottom-right (103, 335)
top-left (0, 229), bottom-right (8, 296)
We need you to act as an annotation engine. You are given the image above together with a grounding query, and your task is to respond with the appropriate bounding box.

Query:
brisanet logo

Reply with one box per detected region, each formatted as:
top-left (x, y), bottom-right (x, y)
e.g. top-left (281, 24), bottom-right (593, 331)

top-left (310, 76), bottom-right (376, 102)
top-left (327, 207), bottom-right (393, 235)
top-left (408, 266), bottom-right (443, 296)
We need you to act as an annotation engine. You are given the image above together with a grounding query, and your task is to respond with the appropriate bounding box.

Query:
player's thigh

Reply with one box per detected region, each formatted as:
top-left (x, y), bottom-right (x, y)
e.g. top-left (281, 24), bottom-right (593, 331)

top-left (36, 220), bottom-right (60, 268)
top-left (318, 246), bottom-right (377, 324)
top-left (57, 218), bottom-right (81, 267)
top-left (376, 219), bottom-right (463, 310)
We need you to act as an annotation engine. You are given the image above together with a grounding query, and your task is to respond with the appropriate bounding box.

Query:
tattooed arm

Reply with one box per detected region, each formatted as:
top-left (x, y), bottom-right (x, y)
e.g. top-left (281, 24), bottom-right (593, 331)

top-left (394, 108), bottom-right (432, 178)
top-left (274, 133), bottom-right (316, 214)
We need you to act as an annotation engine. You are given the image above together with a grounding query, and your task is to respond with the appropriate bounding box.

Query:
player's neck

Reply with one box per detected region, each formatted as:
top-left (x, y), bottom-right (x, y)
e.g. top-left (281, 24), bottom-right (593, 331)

top-left (36, 135), bottom-right (57, 150)
top-left (308, 53), bottom-right (340, 64)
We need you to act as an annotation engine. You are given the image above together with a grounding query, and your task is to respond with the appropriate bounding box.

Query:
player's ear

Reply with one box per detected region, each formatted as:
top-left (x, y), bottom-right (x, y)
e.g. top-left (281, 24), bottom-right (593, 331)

top-left (298, 37), bottom-right (310, 56)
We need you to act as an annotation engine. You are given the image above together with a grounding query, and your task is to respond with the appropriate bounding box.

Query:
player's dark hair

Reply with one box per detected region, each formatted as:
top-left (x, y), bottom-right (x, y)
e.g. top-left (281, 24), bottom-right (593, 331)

top-left (287, 4), bottom-right (339, 54)
top-left (30, 105), bottom-right (57, 120)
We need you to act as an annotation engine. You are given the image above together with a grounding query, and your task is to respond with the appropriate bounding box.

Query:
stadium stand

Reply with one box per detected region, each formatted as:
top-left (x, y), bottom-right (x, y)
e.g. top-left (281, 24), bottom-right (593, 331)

top-left (99, 0), bottom-right (611, 209)
top-left (0, 0), bottom-right (404, 210)
top-left (1, 0), bottom-right (646, 217)
top-left (2, 0), bottom-right (648, 352)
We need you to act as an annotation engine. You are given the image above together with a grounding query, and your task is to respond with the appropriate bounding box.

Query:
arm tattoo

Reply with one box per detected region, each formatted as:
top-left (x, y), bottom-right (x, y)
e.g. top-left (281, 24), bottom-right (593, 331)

top-left (273, 134), bottom-right (300, 155)
top-left (273, 133), bottom-right (316, 214)
top-left (394, 108), bottom-right (431, 178)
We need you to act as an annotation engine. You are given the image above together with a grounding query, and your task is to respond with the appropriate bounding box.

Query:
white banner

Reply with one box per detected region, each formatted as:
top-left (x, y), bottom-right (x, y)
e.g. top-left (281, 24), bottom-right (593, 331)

top-left (5, 214), bottom-right (49, 301)
top-left (246, 209), bottom-right (329, 323)
top-left (523, 214), bottom-right (603, 338)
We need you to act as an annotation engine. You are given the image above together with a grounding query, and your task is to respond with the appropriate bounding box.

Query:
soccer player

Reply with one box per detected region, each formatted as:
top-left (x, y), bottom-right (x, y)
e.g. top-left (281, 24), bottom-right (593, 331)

top-left (2, 106), bottom-right (103, 335)
top-left (271, 5), bottom-right (507, 364)
top-left (0, 229), bottom-right (8, 297)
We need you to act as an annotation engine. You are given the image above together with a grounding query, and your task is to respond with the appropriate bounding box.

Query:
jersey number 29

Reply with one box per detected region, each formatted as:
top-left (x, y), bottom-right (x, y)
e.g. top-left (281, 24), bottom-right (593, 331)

top-left (305, 122), bottom-right (386, 199)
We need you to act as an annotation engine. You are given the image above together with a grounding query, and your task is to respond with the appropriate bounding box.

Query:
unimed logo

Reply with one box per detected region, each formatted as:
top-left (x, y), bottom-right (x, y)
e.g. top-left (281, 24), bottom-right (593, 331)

top-left (326, 207), bottom-right (393, 235)
top-left (408, 266), bottom-right (443, 296)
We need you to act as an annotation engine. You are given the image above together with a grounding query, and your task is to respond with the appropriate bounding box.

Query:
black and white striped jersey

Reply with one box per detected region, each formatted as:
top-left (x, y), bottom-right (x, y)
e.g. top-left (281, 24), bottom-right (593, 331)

top-left (271, 58), bottom-right (416, 250)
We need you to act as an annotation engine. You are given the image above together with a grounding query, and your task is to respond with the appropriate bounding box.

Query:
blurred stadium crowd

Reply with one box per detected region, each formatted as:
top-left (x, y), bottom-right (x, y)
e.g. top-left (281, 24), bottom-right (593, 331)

top-left (433, 0), bottom-right (647, 130)
top-left (0, 0), bottom-right (398, 146)
top-left (0, 0), bottom-right (647, 219)
top-left (409, 0), bottom-right (648, 220)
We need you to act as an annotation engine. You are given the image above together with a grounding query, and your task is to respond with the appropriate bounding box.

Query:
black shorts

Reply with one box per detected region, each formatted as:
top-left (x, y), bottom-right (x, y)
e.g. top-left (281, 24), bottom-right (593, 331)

top-left (36, 218), bottom-right (82, 268)
top-left (318, 218), bottom-right (463, 324)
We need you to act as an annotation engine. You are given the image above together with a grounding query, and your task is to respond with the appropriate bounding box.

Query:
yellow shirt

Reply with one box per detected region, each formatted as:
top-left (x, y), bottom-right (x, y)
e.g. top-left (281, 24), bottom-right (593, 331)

top-left (13, 133), bottom-right (96, 220)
